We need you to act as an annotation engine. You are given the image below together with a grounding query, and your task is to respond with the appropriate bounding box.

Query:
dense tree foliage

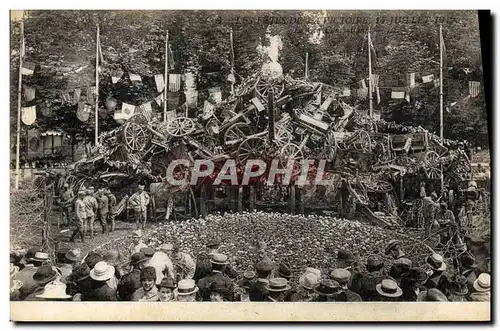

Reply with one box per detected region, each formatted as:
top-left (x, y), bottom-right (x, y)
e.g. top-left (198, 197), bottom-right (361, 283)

top-left (10, 10), bottom-right (489, 157)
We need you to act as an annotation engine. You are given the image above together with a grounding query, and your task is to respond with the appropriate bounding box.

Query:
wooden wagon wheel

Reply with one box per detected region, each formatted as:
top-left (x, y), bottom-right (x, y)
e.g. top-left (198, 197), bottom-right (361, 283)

top-left (324, 131), bottom-right (337, 162)
top-left (237, 137), bottom-right (265, 162)
top-left (166, 117), bottom-right (196, 137)
top-left (364, 180), bottom-right (393, 193)
top-left (351, 130), bottom-right (372, 152)
top-left (224, 122), bottom-right (252, 146)
top-left (274, 125), bottom-right (293, 147)
top-left (255, 76), bottom-right (285, 100)
top-left (64, 175), bottom-right (78, 190)
top-left (123, 122), bottom-right (150, 151)
top-left (423, 151), bottom-right (441, 179)
top-left (279, 143), bottom-right (305, 178)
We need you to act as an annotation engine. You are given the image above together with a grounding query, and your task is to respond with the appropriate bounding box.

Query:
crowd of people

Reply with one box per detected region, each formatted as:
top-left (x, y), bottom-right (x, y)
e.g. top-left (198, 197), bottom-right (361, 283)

top-left (10, 230), bottom-right (490, 302)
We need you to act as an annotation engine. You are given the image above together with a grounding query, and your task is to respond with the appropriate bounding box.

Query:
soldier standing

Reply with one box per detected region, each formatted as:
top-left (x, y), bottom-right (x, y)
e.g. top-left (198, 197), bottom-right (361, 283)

top-left (97, 189), bottom-right (109, 234)
top-left (105, 189), bottom-right (117, 232)
top-left (60, 183), bottom-right (74, 228)
top-left (129, 185), bottom-right (150, 230)
top-left (83, 187), bottom-right (98, 239)
top-left (70, 190), bottom-right (86, 243)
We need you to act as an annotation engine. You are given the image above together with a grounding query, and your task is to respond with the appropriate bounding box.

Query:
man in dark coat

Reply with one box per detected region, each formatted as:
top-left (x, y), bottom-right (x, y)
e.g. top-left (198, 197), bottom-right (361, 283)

top-left (249, 258), bottom-right (274, 302)
top-left (197, 253), bottom-right (234, 301)
top-left (330, 268), bottom-right (362, 302)
top-left (67, 264), bottom-right (93, 301)
top-left (15, 251), bottom-right (50, 300)
top-left (117, 252), bottom-right (148, 301)
top-left (274, 262), bottom-right (296, 302)
top-left (399, 267), bottom-right (428, 301)
top-left (23, 266), bottom-right (58, 301)
top-left (193, 239), bottom-right (220, 282)
top-left (350, 255), bottom-right (386, 301)
top-left (84, 261), bottom-right (117, 301)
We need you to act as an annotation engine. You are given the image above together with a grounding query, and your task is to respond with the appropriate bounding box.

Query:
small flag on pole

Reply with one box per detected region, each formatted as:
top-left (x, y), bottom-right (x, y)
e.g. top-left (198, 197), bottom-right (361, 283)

top-left (341, 87), bottom-right (351, 97)
top-left (391, 88), bottom-right (405, 99)
top-left (208, 87), bottom-right (222, 104)
top-left (76, 102), bottom-right (91, 122)
top-left (21, 62), bottom-right (35, 76)
top-left (469, 81), bottom-right (480, 97)
top-left (408, 73), bottom-right (416, 87)
top-left (129, 73), bottom-right (142, 82)
top-left (154, 74), bottom-right (165, 93)
top-left (138, 102), bottom-right (153, 121)
top-left (154, 94), bottom-right (163, 107)
top-left (73, 88), bottom-right (81, 104)
top-left (111, 70), bottom-right (123, 84)
top-left (376, 86), bottom-right (380, 104)
top-left (168, 44), bottom-right (175, 70)
top-left (359, 79), bottom-right (367, 89)
top-left (23, 86), bottom-right (35, 102)
top-left (21, 105), bottom-right (36, 125)
top-left (357, 88), bottom-right (368, 100)
top-left (114, 102), bottom-right (136, 120)
top-left (422, 74), bottom-right (434, 84)
top-left (168, 74), bottom-right (182, 92)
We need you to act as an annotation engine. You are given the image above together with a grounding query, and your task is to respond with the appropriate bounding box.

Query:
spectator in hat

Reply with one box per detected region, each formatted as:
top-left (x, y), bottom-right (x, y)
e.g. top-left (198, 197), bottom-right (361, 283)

top-left (385, 240), bottom-right (407, 260)
top-left (175, 279), bottom-right (199, 302)
top-left (60, 183), bottom-right (74, 228)
top-left (58, 249), bottom-right (82, 284)
top-left (67, 264), bottom-right (92, 301)
top-left (24, 266), bottom-right (58, 301)
top-left (416, 288), bottom-right (448, 302)
top-left (10, 278), bottom-right (23, 301)
top-left (34, 280), bottom-right (72, 301)
top-left (84, 252), bottom-right (103, 270)
top-left (86, 261), bottom-right (117, 301)
top-left (83, 187), bottom-right (98, 239)
top-left (97, 188), bottom-right (109, 234)
top-left (140, 247), bottom-right (155, 264)
top-left (103, 249), bottom-right (126, 281)
top-left (170, 243), bottom-right (196, 282)
top-left (459, 252), bottom-right (478, 293)
top-left (129, 184), bottom-right (150, 230)
top-left (375, 279), bottom-right (403, 302)
top-left (274, 262), bottom-right (296, 301)
top-left (131, 266), bottom-right (159, 302)
top-left (330, 268), bottom-right (362, 302)
top-left (312, 279), bottom-right (342, 302)
top-left (388, 257), bottom-right (412, 284)
top-left (209, 278), bottom-right (234, 302)
top-left (434, 202), bottom-right (457, 248)
top-left (292, 270), bottom-right (320, 302)
top-left (118, 252), bottom-right (149, 301)
top-left (146, 244), bottom-right (175, 285)
top-left (265, 278), bottom-right (292, 302)
top-left (193, 239), bottom-right (220, 282)
top-left (424, 253), bottom-right (450, 295)
top-left (422, 192), bottom-right (439, 237)
top-left (335, 249), bottom-right (355, 269)
top-left (71, 189), bottom-right (86, 243)
top-left (249, 258), bottom-right (274, 302)
top-left (128, 229), bottom-right (148, 257)
top-left (234, 270), bottom-right (255, 302)
top-left (449, 276), bottom-right (469, 302)
top-left (198, 253), bottom-right (234, 301)
top-left (399, 267), bottom-right (428, 301)
top-left (16, 252), bottom-right (50, 300)
top-left (350, 255), bottom-right (386, 301)
top-left (468, 273), bottom-right (490, 302)
top-left (105, 188), bottom-right (117, 232)
top-left (158, 277), bottom-right (177, 302)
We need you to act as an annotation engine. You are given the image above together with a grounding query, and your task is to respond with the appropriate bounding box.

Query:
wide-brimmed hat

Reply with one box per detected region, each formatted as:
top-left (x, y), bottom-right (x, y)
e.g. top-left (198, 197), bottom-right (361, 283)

top-left (385, 240), bottom-right (402, 255)
top-left (299, 273), bottom-right (320, 290)
top-left (206, 239), bottom-right (220, 248)
top-left (158, 278), bottom-right (177, 289)
top-left (36, 280), bottom-right (72, 300)
top-left (25, 246), bottom-right (41, 262)
top-left (376, 279), bottom-right (403, 298)
top-left (265, 277), bottom-right (292, 292)
top-left (277, 262), bottom-right (292, 278)
top-left (426, 253), bottom-right (447, 271)
top-left (417, 288), bottom-right (448, 302)
top-left (65, 249), bottom-right (82, 262)
top-left (210, 253), bottom-right (229, 265)
top-left (56, 244), bottom-right (72, 257)
top-left (473, 273), bottom-right (490, 292)
top-left (130, 252), bottom-right (149, 266)
top-left (33, 265), bottom-right (57, 284)
top-left (31, 252), bottom-right (50, 262)
top-left (303, 267), bottom-right (321, 278)
top-left (366, 255), bottom-right (384, 268)
top-left (90, 261), bottom-right (115, 281)
top-left (140, 247), bottom-right (155, 258)
top-left (451, 276), bottom-right (469, 296)
top-left (103, 250), bottom-right (120, 264)
top-left (132, 229), bottom-right (143, 238)
top-left (313, 279), bottom-right (342, 297)
top-left (330, 268), bottom-right (351, 285)
top-left (68, 264), bottom-right (91, 283)
top-left (84, 252), bottom-right (103, 269)
top-left (176, 279), bottom-right (198, 296)
top-left (403, 267), bottom-right (428, 283)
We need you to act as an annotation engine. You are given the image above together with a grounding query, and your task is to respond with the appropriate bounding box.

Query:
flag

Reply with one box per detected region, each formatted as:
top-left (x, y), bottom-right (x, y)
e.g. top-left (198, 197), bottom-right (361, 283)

top-left (21, 105), bottom-right (36, 125)
top-left (168, 74), bottom-right (182, 92)
top-left (357, 88), bottom-right (368, 100)
top-left (358, 79), bottom-right (367, 89)
top-left (137, 102), bottom-right (153, 121)
top-left (422, 74), bottom-right (434, 84)
top-left (154, 93), bottom-right (163, 107)
top-left (370, 74), bottom-right (379, 93)
top-left (76, 102), bottom-right (92, 122)
top-left (129, 73), bottom-right (142, 82)
top-left (341, 87), bottom-right (351, 97)
top-left (114, 102), bottom-right (136, 120)
top-left (111, 70), bottom-right (123, 84)
top-left (208, 87), bottom-right (222, 104)
top-left (408, 73), bottom-right (416, 87)
top-left (201, 100), bottom-right (215, 120)
top-left (440, 29), bottom-right (446, 57)
top-left (21, 62), bottom-right (35, 76)
top-left (368, 32), bottom-right (377, 61)
top-left (20, 36), bottom-right (25, 58)
top-left (23, 86), bottom-right (35, 102)
top-left (73, 88), bottom-right (81, 104)
top-left (433, 79), bottom-right (440, 88)
top-left (185, 90), bottom-right (198, 108)
top-left (227, 73), bottom-right (235, 83)
top-left (87, 86), bottom-right (97, 105)
top-left (469, 81), bottom-right (480, 97)
top-left (97, 33), bottom-right (104, 63)
top-left (168, 44), bottom-right (175, 70)
top-left (376, 86), bottom-right (380, 104)
top-left (391, 88), bottom-right (405, 99)
top-left (154, 74), bottom-right (165, 93)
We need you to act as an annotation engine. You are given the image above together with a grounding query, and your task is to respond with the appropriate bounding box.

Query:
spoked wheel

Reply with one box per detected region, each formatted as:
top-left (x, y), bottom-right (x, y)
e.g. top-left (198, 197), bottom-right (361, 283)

top-left (364, 180), bottom-right (393, 193)
top-left (279, 143), bottom-right (304, 178)
top-left (324, 131), bottom-right (337, 162)
top-left (423, 151), bottom-right (441, 179)
top-left (375, 141), bottom-right (392, 163)
top-left (274, 125), bottom-right (293, 148)
top-left (255, 76), bottom-right (285, 100)
top-left (237, 137), bottom-right (265, 163)
top-left (64, 175), bottom-right (78, 191)
top-left (224, 123), bottom-right (252, 146)
top-left (123, 122), bottom-right (150, 151)
top-left (351, 130), bottom-right (372, 152)
top-left (166, 117), bottom-right (196, 137)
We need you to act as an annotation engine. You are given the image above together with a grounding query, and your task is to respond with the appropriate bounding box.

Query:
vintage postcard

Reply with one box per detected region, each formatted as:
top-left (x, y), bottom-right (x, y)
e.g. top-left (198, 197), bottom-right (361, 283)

top-left (9, 9), bottom-right (490, 322)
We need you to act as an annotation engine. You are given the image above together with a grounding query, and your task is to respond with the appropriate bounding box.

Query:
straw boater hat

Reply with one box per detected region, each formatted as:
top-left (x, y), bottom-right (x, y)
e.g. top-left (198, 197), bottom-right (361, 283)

top-left (299, 273), bottom-right (320, 290)
top-left (210, 253), bottom-right (229, 265)
top-left (417, 288), bottom-right (448, 302)
top-left (330, 268), bottom-right (351, 285)
top-left (175, 279), bottom-right (198, 296)
top-left (265, 277), bottom-right (292, 292)
top-left (426, 253), bottom-right (447, 271)
top-left (385, 240), bottom-right (402, 255)
top-left (313, 279), bottom-right (342, 297)
top-left (375, 279), bottom-right (403, 298)
top-left (473, 273), bottom-right (490, 292)
top-left (31, 252), bottom-right (50, 262)
top-left (65, 249), bottom-right (83, 262)
top-left (90, 261), bottom-right (115, 282)
top-left (303, 267), bottom-right (321, 279)
top-left (36, 280), bottom-right (72, 300)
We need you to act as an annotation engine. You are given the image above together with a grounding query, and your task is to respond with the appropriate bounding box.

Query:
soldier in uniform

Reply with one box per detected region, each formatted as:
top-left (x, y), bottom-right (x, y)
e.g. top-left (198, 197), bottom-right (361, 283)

top-left (105, 189), bottom-right (117, 232)
top-left (83, 187), bottom-right (98, 239)
top-left (422, 192), bottom-right (439, 237)
top-left (97, 189), bottom-right (109, 234)
top-left (59, 183), bottom-right (74, 228)
top-left (70, 190), bottom-right (86, 243)
top-left (129, 185), bottom-right (150, 230)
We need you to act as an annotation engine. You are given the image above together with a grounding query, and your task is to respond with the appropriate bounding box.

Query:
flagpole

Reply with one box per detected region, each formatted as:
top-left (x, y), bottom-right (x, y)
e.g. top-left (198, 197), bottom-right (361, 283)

top-left (164, 31), bottom-right (169, 122)
top-left (14, 19), bottom-right (24, 190)
top-left (305, 52), bottom-right (309, 79)
top-left (229, 28), bottom-right (235, 96)
top-left (94, 24), bottom-right (100, 146)
top-left (439, 24), bottom-right (444, 192)
top-left (368, 26), bottom-right (373, 118)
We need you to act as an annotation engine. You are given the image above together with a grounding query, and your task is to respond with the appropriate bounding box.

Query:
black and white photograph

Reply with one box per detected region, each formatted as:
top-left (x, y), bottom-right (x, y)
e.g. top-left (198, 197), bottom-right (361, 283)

top-left (8, 8), bottom-right (491, 321)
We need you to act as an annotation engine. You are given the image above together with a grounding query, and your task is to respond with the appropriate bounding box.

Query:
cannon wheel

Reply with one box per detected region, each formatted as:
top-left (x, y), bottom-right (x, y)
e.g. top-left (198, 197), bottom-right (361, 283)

top-left (255, 76), bottom-right (285, 100)
top-left (325, 131), bottom-right (337, 161)
top-left (124, 122), bottom-right (150, 151)
top-left (237, 137), bottom-right (265, 162)
top-left (423, 151), bottom-right (441, 179)
top-left (64, 175), bottom-right (78, 190)
top-left (166, 117), bottom-right (196, 137)
top-left (224, 123), bottom-right (252, 146)
top-left (365, 180), bottom-right (393, 193)
top-left (352, 130), bottom-right (372, 153)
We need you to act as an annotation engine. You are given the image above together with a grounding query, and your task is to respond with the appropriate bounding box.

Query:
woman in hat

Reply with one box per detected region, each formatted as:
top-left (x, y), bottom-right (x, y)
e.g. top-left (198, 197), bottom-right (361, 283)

top-left (248, 258), bottom-right (274, 302)
top-left (265, 278), bottom-right (292, 302)
top-left (384, 240), bottom-right (406, 260)
top-left (59, 249), bottom-right (83, 284)
top-left (234, 269), bottom-right (255, 302)
top-left (193, 239), bottom-right (220, 282)
top-left (292, 271), bottom-right (320, 302)
top-left (375, 279), bottom-right (403, 302)
top-left (175, 279), bottom-right (199, 302)
top-left (399, 267), bottom-right (428, 301)
top-left (274, 262), bottom-right (296, 301)
top-left (170, 243), bottom-right (196, 282)
top-left (24, 266), bottom-right (58, 301)
top-left (158, 278), bottom-right (177, 302)
top-left (312, 279), bottom-right (342, 302)
top-left (468, 273), bottom-right (490, 302)
top-left (86, 261), bottom-right (117, 301)
top-left (131, 266), bottom-right (159, 302)
top-left (416, 288), bottom-right (448, 302)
